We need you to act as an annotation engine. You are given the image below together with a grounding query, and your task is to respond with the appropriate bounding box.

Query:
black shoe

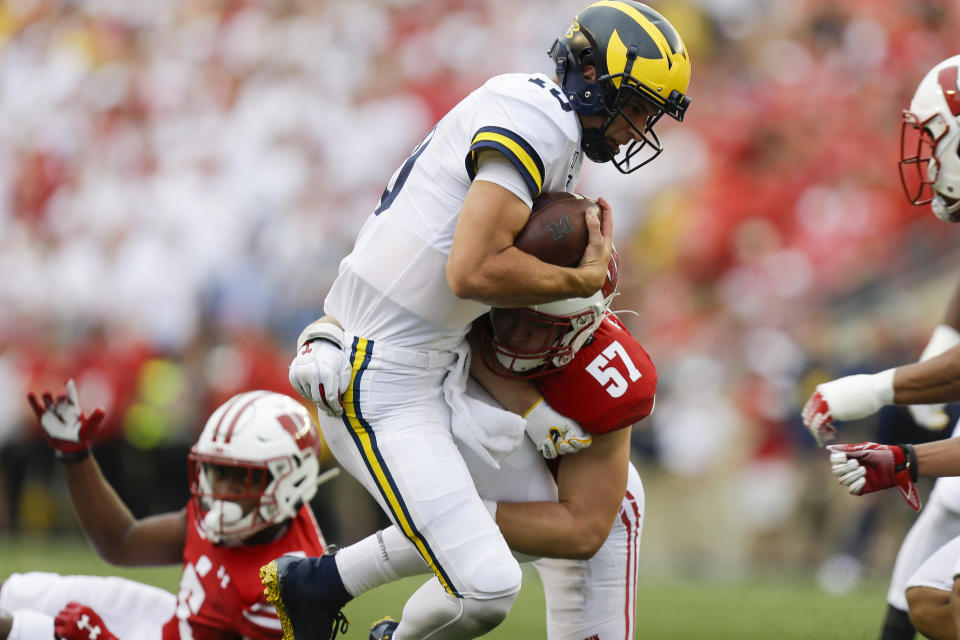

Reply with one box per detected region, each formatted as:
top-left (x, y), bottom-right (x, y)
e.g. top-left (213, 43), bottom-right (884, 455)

top-left (369, 617), bottom-right (399, 640)
top-left (260, 549), bottom-right (352, 640)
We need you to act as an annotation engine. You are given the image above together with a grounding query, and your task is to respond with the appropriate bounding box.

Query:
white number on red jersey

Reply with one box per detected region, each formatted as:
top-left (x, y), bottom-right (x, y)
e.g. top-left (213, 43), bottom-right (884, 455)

top-left (585, 340), bottom-right (642, 398)
top-left (176, 560), bottom-right (207, 618)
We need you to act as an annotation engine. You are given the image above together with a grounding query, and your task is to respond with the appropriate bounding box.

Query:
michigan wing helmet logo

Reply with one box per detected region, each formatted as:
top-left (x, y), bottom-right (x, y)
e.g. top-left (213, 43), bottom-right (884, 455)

top-left (550, 1), bottom-right (691, 172)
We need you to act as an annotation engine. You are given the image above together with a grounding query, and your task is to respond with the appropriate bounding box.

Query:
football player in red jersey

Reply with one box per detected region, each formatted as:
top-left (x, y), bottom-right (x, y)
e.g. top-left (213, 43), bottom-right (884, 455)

top-left (0, 386), bottom-right (326, 640)
top-left (802, 54), bottom-right (960, 640)
top-left (266, 254), bottom-right (658, 640)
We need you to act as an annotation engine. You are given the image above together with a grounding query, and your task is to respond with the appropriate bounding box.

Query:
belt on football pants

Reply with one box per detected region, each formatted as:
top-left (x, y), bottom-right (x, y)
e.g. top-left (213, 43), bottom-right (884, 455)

top-left (343, 334), bottom-right (458, 370)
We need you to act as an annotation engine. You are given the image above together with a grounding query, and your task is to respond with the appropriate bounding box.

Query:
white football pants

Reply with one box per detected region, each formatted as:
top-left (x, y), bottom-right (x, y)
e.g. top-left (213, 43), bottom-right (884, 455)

top-left (323, 397), bottom-right (645, 640)
top-left (321, 337), bottom-right (522, 605)
top-left (887, 419), bottom-right (960, 610)
top-left (0, 572), bottom-right (175, 639)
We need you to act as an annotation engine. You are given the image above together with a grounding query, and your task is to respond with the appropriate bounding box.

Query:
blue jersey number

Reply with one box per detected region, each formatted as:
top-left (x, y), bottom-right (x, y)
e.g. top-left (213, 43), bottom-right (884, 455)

top-left (374, 127), bottom-right (436, 216)
top-left (528, 77), bottom-right (573, 112)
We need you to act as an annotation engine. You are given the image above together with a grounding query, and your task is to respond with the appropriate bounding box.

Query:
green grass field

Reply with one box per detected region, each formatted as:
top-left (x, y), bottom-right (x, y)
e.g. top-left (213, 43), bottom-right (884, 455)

top-left (0, 535), bottom-right (891, 639)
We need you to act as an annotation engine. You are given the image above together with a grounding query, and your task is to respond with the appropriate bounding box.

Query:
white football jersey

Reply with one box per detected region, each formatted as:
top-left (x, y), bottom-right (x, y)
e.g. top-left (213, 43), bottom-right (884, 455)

top-left (324, 73), bottom-right (584, 350)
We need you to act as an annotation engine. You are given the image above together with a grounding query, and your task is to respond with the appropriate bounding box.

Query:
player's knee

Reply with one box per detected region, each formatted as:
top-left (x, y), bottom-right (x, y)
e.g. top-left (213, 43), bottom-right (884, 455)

top-left (458, 591), bottom-right (518, 635)
top-left (465, 550), bottom-right (522, 598)
top-left (906, 586), bottom-right (952, 640)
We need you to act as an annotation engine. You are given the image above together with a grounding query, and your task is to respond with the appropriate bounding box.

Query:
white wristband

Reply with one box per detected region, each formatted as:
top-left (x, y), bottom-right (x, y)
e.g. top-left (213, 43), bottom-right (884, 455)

top-left (919, 324), bottom-right (960, 361)
top-left (817, 369), bottom-right (896, 421)
top-left (296, 320), bottom-right (345, 352)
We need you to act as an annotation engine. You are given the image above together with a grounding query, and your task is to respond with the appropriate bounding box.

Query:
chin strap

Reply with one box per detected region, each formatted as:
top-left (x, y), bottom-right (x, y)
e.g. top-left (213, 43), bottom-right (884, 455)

top-left (581, 126), bottom-right (611, 163)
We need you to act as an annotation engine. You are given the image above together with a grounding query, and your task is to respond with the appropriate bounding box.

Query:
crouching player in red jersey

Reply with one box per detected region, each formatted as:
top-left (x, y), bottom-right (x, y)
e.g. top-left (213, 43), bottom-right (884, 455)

top-left (0, 385), bottom-right (327, 640)
top-left (266, 256), bottom-right (657, 640)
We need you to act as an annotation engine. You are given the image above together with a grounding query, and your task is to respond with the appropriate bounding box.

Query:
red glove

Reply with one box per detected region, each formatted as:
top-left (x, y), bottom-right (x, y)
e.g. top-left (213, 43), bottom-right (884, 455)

top-left (54, 602), bottom-right (119, 640)
top-left (802, 390), bottom-right (835, 447)
top-left (827, 442), bottom-right (921, 511)
top-left (27, 379), bottom-right (105, 462)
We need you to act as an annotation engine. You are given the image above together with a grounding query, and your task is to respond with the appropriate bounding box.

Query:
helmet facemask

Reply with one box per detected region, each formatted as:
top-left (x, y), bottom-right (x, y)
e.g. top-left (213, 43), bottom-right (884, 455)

top-left (190, 451), bottom-right (317, 545)
top-left (899, 60), bottom-right (960, 222)
top-left (585, 74), bottom-right (670, 173)
top-left (190, 456), bottom-right (275, 544)
top-left (484, 303), bottom-right (606, 377)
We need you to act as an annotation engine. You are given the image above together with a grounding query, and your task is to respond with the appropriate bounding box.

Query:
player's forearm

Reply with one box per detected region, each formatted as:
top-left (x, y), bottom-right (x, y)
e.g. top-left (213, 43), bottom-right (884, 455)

top-left (914, 437), bottom-right (960, 478)
top-left (447, 180), bottom-right (601, 306)
top-left (892, 347), bottom-right (960, 404)
top-left (448, 247), bottom-right (595, 307)
top-left (499, 430), bottom-right (630, 559)
top-left (62, 457), bottom-right (141, 563)
top-left (495, 501), bottom-right (609, 559)
top-left (940, 279), bottom-right (960, 330)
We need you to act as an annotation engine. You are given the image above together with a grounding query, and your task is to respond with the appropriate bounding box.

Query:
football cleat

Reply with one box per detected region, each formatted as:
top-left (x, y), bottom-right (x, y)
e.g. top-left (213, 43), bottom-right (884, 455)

top-left (369, 616), bottom-right (399, 640)
top-left (260, 550), bottom-right (352, 640)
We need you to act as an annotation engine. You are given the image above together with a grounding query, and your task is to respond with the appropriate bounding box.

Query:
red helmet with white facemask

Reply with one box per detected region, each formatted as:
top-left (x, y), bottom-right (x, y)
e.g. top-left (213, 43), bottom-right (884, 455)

top-left (188, 390), bottom-right (320, 544)
top-left (482, 248), bottom-right (620, 378)
top-left (900, 55), bottom-right (960, 222)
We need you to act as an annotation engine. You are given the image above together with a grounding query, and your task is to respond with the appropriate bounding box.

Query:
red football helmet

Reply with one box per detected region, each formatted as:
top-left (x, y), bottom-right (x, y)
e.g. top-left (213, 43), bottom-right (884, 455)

top-left (482, 248), bottom-right (619, 378)
top-left (188, 390), bottom-right (320, 544)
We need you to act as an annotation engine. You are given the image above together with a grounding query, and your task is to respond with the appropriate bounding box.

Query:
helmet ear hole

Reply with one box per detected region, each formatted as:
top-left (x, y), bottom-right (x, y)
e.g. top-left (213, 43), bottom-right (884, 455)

top-left (578, 47), bottom-right (594, 66)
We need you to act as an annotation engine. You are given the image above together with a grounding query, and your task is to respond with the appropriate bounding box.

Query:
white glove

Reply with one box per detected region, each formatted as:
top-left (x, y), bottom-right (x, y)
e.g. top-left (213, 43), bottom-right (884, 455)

top-left (289, 322), bottom-right (351, 416)
top-left (522, 397), bottom-right (592, 459)
top-left (907, 324), bottom-right (960, 430)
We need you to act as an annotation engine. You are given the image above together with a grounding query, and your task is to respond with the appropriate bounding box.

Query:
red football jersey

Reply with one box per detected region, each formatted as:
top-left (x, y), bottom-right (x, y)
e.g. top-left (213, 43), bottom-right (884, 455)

top-left (162, 501), bottom-right (326, 639)
top-left (535, 314), bottom-right (657, 434)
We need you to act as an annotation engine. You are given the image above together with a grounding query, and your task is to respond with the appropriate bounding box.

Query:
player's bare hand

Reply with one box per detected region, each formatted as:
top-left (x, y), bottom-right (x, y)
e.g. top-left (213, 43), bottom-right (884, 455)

top-left (575, 197), bottom-right (613, 296)
top-left (27, 379), bottom-right (105, 461)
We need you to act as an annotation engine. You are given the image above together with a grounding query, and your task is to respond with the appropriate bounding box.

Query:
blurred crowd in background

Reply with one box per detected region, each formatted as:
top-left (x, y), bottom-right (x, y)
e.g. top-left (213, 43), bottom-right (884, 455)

top-left (2, 0), bottom-right (960, 589)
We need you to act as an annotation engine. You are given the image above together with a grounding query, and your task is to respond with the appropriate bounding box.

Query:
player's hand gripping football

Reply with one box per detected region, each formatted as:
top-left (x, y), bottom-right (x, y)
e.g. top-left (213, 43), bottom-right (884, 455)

top-left (523, 397), bottom-right (592, 459)
top-left (576, 197), bottom-right (614, 295)
top-left (27, 379), bottom-right (105, 462)
top-left (289, 320), bottom-right (352, 416)
top-left (827, 443), bottom-right (921, 512)
top-left (54, 602), bottom-right (119, 640)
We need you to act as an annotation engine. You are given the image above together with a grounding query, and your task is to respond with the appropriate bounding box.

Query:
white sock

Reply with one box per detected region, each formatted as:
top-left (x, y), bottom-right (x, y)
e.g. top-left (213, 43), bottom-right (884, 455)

top-left (8, 610), bottom-right (54, 640)
top-left (337, 527), bottom-right (429, 596)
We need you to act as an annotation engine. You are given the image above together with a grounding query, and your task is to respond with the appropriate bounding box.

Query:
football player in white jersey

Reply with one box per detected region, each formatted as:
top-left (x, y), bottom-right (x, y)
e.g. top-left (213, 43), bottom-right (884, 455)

top-left (802, 55), bottom-right (960, 640)
top-left (261, 2), bottom-right (691, 639)
top-left (270, 262), bottom-right (658, 640)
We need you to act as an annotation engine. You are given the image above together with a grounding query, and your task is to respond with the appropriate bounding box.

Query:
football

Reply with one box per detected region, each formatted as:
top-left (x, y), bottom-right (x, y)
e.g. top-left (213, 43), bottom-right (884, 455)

top-left (514, 192), bottom-right (596, 267)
